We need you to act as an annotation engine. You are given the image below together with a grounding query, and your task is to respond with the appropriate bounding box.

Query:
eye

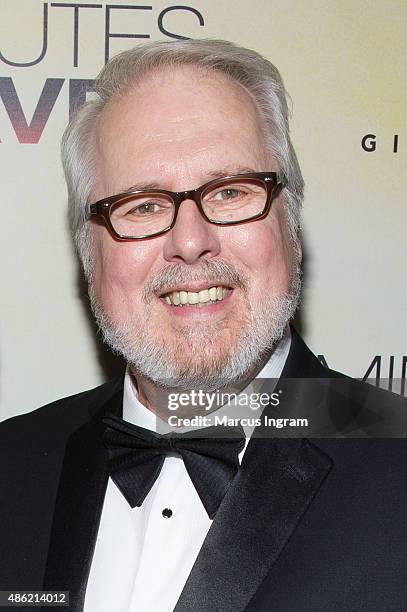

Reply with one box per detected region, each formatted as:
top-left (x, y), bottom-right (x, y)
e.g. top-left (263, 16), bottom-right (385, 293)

top-left (129, 201), bottom-right (165, 215)
top-left (212, 187), bottom-right (246, 201)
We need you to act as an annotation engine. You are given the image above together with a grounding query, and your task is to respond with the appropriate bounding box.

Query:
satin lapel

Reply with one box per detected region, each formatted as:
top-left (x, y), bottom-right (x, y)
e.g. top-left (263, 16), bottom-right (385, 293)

top-left (43, 386), bottom-right (123, 611)
top-left (175, 436), bottom-right (332, 612)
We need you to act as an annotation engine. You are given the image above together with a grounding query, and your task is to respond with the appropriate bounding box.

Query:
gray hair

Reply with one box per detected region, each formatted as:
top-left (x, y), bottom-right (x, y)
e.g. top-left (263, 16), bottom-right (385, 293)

top-left (61, 39), bottom-right (304, 276)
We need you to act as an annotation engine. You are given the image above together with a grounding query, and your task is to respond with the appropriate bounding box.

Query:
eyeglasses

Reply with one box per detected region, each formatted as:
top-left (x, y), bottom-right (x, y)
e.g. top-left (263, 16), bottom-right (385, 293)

top-left (87, 171), bottom-right (287, 241)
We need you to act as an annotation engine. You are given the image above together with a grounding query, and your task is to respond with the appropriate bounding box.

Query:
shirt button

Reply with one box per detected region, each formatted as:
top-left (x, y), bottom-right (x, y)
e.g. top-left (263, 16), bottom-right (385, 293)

top-left (162, 508), bottom-right (173, 518)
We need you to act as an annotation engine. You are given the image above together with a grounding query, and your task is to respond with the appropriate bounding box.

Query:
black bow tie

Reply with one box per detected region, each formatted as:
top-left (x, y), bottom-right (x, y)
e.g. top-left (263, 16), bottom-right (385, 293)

top-left (102, 414), bottom-right (245, 519)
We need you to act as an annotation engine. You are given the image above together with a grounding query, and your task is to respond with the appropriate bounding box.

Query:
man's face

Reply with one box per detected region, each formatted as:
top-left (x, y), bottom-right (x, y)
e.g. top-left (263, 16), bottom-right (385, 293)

top-left (89, 66), bottom-right (301, 390)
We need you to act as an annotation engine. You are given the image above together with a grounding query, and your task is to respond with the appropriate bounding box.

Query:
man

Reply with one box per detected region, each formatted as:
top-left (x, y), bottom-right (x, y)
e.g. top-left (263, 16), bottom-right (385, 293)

top-left (1, 39), bottom-right (407, 611)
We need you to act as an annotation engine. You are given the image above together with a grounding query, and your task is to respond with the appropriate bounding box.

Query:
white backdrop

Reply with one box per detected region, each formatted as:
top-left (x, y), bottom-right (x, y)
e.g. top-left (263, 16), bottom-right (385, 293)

top-left (1, 0), bottom-right (406, 420)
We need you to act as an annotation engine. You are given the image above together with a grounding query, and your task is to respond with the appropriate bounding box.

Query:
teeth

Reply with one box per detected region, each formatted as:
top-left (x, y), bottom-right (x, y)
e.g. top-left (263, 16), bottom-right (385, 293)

top-left (209, 287), bottom-right (217, 301)
top-left (164, 286), bottom-right (230, 307)
top-left (188, 292), bottom-right (199, 305)
top-left (198, 289), bottom-right (210, 303)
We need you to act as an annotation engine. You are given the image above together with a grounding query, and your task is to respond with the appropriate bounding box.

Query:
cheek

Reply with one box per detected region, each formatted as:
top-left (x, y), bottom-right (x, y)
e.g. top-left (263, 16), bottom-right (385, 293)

top-left (91, 228), bottom-right (163, 309)
top-left (220, 219), bottom-right (293, 291)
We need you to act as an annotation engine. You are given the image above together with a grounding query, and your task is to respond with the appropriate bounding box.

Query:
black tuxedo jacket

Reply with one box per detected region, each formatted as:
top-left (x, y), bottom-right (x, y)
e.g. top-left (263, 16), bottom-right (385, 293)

top-left (1, 330), bottom-right (407, 611)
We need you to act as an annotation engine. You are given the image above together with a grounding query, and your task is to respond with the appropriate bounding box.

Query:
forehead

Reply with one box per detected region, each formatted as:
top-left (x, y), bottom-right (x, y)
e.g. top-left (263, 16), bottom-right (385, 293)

top-left (94, 65), bottom-right (268, 195)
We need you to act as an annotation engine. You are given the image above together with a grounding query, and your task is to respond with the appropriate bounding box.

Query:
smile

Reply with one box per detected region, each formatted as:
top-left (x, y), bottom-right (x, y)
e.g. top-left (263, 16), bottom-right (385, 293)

top-left (161, 285), bottom-right (232, 307)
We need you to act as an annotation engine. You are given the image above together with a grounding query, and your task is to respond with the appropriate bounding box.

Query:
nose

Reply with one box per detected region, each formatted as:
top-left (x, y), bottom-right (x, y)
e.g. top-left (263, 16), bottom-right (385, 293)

top-left (162, 199), bottom-right (221, 264)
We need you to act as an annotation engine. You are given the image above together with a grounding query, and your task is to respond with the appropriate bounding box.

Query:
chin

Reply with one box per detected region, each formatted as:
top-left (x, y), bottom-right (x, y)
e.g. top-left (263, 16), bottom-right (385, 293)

top-left (90, 266), bottom-right (301, 391)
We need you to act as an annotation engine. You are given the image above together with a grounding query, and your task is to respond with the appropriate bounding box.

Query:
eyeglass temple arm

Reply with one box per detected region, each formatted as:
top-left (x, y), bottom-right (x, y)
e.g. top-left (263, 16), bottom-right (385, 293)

top-left (87, 200), bottom-right (109, 218)
top-left (275, 171), bottom-right (288, 187)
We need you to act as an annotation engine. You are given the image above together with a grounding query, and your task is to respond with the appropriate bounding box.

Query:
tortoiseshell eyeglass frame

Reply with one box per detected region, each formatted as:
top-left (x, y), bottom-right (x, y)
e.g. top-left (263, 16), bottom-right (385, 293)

top-left (86, 171), bottom-right (287, 241)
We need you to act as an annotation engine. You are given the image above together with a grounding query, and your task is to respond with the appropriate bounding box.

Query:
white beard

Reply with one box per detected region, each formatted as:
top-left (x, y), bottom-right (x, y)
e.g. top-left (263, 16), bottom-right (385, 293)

top-left (89, 259), bottom-right (301, 392)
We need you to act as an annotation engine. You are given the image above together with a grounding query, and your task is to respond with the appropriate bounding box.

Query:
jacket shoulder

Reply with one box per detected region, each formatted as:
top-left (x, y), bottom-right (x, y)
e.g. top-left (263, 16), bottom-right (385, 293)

top-left (0, 376), bottom-right (124, 455)
top-left (287, 327), bottom-right (407, 436)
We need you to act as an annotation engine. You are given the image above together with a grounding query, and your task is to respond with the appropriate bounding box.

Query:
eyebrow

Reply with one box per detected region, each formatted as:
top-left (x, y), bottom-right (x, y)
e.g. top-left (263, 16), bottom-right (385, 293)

top-left (205, 166), bottom-right (258, 179)
top-left (120, 166), bottom-right (259, 194)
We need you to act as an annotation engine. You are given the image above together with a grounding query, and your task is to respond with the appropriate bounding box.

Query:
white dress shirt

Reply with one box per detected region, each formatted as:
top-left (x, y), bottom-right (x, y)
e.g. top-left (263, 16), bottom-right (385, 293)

top-left (84, 329), bottom-right (291, 612)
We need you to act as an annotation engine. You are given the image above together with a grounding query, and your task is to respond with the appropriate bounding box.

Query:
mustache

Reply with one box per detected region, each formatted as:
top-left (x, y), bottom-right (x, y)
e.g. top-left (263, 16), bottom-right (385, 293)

top-left (142, 260), bottom-right (248, 301)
